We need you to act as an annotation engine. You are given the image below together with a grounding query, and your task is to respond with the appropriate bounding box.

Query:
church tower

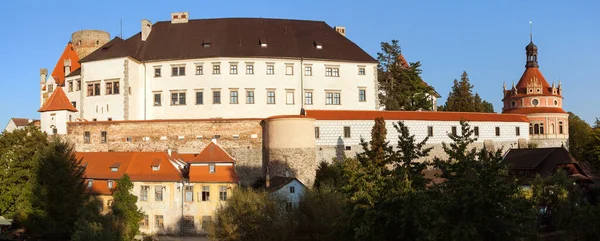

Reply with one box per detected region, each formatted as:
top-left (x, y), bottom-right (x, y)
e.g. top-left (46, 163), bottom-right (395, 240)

top-left (502, 36), bottom-right (568, 148)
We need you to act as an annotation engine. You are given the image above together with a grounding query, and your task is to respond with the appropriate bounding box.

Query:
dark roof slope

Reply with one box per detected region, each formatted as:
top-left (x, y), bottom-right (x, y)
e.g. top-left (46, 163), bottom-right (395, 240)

top-left (66, 67), bottom-right (81, 78)
top-left (80, 37), bottom-right (139, 63)
top-left (502, 147), bottom-right (579, 177)
top-left (264, 176), bottom-right (306, 193)
top-left (81, 18), bottom-right (376, 63)
top-left (11, 118), bottom-right (36, 127)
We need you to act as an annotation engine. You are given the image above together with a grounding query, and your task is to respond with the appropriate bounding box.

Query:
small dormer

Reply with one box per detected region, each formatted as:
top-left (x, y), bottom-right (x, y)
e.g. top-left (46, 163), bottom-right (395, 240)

top-left (259, 38), bottom-right (267, 48)
top-left (151, 158), bottom-right (161, 171)
top-left (202, 39), bottom-right (211, 48)
top-left (171, 12), bottom-right (189, 24)
top-left (314, 40), bottom-right (323, 50)
top-left (110, 163), bottom-right (120, 172)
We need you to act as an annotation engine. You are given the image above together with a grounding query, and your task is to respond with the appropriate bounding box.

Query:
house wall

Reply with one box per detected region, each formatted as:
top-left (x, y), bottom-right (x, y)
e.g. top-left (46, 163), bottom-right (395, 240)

top-left (186, 182), bottom-right (237, 234)
top-left (40, 110), bottom-right (72, 134)
top-left (271, 180), bottom-right (306, 207)
top-left (3, 120), bottom-right (17, 133)
top-left (80, 58), bottom-right (128, 121)
top-left (133, 181), bottom-right (182, 235)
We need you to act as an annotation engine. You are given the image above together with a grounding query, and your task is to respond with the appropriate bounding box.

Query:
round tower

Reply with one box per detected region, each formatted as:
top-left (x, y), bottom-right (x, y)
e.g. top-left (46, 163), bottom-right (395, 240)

top-left (71, 30), bottom-right (110, 59)
top-left (502, 38), bottom-right (568, 148)
top-left (264, 116), bottom-right (316, 187)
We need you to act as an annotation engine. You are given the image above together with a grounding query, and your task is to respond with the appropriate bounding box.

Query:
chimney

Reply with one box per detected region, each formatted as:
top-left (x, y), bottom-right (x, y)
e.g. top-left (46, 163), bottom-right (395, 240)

top-left (40, 68), bottom-right (48, 84)
top-left (167, 149), bottom-right (172, 156)
top-left (64, 59), bottom-right (71, 76)
top-left (141, 19), bottom-right (152, 41)
top-left (334, 26), bottom-right (346, 37)
top-left (171, 12), bottom-right (189, 24)
top-left (265, 167), bottom-right (270, 188)
top-left (211, 137), bottom-right (217, 144)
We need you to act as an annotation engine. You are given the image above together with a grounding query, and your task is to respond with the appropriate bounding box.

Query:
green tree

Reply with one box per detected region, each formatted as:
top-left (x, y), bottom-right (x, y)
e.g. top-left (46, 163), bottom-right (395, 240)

top-left (295, 187), bottom-right (349, 241)
top-left (0, 126), bottom-right (48, 219)
top-left (111, 174), bottom-right (144, 241)
top-left (71, 199), bottom-right (118, 241)
top-left (24, 138), bottom-right (88, 240)
top-left (377, 40), bottom-right (434, 111)
top-left (209, 188), bottom-right (294, 241)
top-left (568, 112), bottom-right (595, 163)
top-left (433, 121), bottom-right (537, 240)
top-left (567, 204), bottom-right (600, 240)
top-left (313, 161), bottom-right (346, 190)
top-left (531, 171), bottom-right (581, 231)
top-left (442, 72), bottom-right (495, 113)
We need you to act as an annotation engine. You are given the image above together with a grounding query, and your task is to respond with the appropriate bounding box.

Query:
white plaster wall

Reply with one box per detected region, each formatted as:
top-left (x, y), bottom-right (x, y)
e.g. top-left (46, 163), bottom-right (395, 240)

top-left (128, 61), bottom-right (144, 120)
top-left (3, 120), bottom-right (17, 133)
top-left (134, 57), bottom-right (377, 120)
top-left (40, 110), bottom-right (71, 135)
top-left (63, 77), bottom-right (82, 115)
top-left (81, 58), bottom-right (127, 121)
top-left (272, 179), bottom-right (306, 206)
top-left (315, 120), bottom-right (530, 147)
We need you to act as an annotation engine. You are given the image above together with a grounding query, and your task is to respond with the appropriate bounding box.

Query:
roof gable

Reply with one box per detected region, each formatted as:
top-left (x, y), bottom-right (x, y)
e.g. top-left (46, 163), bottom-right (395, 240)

top-left (190, 142), bottom-right (235, 163)
top-left (51, 42), bottom-right (80, 86)
top-left (80, 37), bottom-right (139, 63)
top-left (38, 87), bottom-right (77, 112)
top-left (10, 118), bottom-right (35, 127)
top-left (502, 147), bottom-right (579, 176)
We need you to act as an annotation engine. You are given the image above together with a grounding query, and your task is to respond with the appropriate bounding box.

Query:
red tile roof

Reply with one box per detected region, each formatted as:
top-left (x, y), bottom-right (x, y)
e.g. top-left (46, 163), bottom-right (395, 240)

top-left (76, 152), bottom-right (182, 182)
top-left (502, 107), bottom-right (567, 114)
top-left (189, 165), bottom-right (239, 183)
top-left (190, 142), bottom-right (235, 163)
top-left (505, 67), bottom-right (558, 98)
top-left (305, 110), bottom-right (529, 122)
top-left (51, 42), bottom-right (80, 86)
top-left (38, 87), bottom-right (77, 112)
top-left (88, 179), bottom-right (114, 195)
top-left (125, 152), bottom-right (182, 182)
top-left (77, 152), bottom-right (133, 180)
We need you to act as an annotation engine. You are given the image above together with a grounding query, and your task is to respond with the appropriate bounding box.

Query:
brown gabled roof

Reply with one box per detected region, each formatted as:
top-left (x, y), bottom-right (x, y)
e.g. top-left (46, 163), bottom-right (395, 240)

top-left (81, 18), bottom-right (376, 63)
top-left (264, 176), bottom-right (306, 193)
top-left (305, 110), bottom-right (529, 122)
top-left (190, 142), bottom-right (235, 163)
top-left (10, 118), bottom-right (37, 127)
top-left (38, 87), bottom-right (77, 112)
top-left (80, 37), bottom-right (140, 63)
top-left (502, 147), bottom-right (585, 178)
top-left (51, 42), bottom-right (80, 86)
top-left (66, 67), bottom-right (81, 78)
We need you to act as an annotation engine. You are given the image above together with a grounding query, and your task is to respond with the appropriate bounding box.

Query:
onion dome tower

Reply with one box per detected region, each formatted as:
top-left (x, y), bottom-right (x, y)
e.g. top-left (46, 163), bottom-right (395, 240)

top-left (502, 30), bottom-right (568, 148)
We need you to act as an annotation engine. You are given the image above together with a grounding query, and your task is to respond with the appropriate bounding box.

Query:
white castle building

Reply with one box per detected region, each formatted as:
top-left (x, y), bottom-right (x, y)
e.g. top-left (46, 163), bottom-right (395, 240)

top-left (38, 12), bottom-right (567, 187)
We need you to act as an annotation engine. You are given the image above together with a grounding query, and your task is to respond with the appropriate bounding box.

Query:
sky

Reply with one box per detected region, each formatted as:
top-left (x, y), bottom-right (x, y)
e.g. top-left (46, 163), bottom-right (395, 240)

top-left (0, 0), bottom-right (599, 125)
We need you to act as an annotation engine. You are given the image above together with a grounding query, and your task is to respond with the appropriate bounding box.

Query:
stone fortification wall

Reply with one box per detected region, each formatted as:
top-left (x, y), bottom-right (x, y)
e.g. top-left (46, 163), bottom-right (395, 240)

top-left (67, 119), bottom-right (263, 185)
top-left (71, 30), bottom-right (110, 59)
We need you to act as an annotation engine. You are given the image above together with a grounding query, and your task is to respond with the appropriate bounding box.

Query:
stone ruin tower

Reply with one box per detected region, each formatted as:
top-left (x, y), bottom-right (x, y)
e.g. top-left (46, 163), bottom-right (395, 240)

top-left (71, 30), bottom-right (110, 59)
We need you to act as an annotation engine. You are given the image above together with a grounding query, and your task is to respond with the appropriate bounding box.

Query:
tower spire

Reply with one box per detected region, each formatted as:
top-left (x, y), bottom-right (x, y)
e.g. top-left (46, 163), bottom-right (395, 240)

top-left (529, 21), bottom-right (533, 42)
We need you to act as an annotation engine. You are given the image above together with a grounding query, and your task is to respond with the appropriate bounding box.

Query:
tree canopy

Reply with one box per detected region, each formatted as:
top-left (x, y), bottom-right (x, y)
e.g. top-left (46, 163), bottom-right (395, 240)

top-left (440, 71), bottom-right (495, 113)
top-left (377, 40), bottom-right (434, 111)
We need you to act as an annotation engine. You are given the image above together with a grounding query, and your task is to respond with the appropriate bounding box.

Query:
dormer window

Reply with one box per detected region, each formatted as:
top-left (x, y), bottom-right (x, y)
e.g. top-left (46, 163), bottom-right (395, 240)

top-left (203, 40), bottom-right (211, 48)
top-left (259, 38), bottom-right (267, 48)
top-left (209, 164), bottom-right (215, 173)
top-left (108, 180), bottom-right (114, 189)
top-left (152, 158), bottom-right (161, 171)
top-left (110, 163), bottom-right (120, 172)
top-left (314, 41), bottom-right (323, 50)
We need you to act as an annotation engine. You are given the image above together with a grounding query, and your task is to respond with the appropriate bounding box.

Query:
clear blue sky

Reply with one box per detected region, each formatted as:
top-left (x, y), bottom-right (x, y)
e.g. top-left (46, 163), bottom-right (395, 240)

top-left (1, 0), bottom-right (598, 125)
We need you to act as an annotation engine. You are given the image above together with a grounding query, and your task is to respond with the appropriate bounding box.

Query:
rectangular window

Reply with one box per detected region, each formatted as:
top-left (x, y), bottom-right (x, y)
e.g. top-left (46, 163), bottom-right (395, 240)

top-left (105, 81), bottom-right (119, 95)
top-left (48, 84), bottom-right (54, 93)
top-left (516, 127), bottom-right (521, 136)
top-left (359, 89), bottom-right (366, 102)
top-left (171, 92), bottom-right (186, 105)
top-left (213, 64), bottom-right (220, 74)
top-left (184, 216), bottom-right (195, 230)
top-left (196, 65), bottom-right (203, 75)
top-left (112, 82), bottom-right (119, 94)
top-left (154, 93), bottom-right (161, 106)
top-left (154, 67), bottom-right (161, 77)
top-left (101, 131), bottom-right (107, 143)
top-left (155, 186), bottom-right (163, 201)
top-left (315, 127), bottom-right (320, 139)
top-left (326, 92), bottom-right (341, 105)
top-left (84, 131), bottom-right (90, 143)
top-left (172, 66), bottom-right (185, 76)
top-left (286, 91), bottom-right (294, 105)
top-left (196, 91), bottom-right (203, 105)
top-left (68, 81), bottom-right (73, 92)
top-left (201, 186), bottom-right (210, 201)
top-left (290, 186), bottom-right (295, 193)
top-left (304, 66), bottom-right (312, 76)
top-left (141, 215), bottom-right (149, 228)
top-left (201, 216), bottom-right (212, 230)
top-left (451, 126), bottom-right (457, 136)
top-left (185, 186), bottom-right (193, 202)
top-left (267, 91), bottom-right (276, 104)
top-left (326, 67), bottom-right (340, 77)
top-left (209, 164), bottom-right (215, 173)
top-left (140, 186), bottom-right (149, 201)
top-left (213, 91), bottom-right (221, 104)
top-left (87, 83), bottom-right (101, 96)
top-left (230, 91), bottom-right (239, 104)
top-left (286, 65), bottom-right (293, 75)
top-left (305, 91), bottom-right (313, 105)
top-left (219, 186), bottom-right (228, 201)
top-left (87, 180), bottom-right (93, 189)
top-left (333, 68), bottom-right (340, 77)
top-left (155, 215), bottom-right (164, 229)
top-left (358, 67), bottom-right (366, 75)
top-left (495, 127), bottom-right (501, 136)
top-left (427, 126), bottom-right (434, 137)
top-left (246, 91), bottom-right (255, 104)
top-left (230, 64), bottom-right (238, 74)
top-left (474, 126), bottom-right (480, 136)
top-left (267, 65), bottom-right (275, 75)
top-left (108, 180), bottom-right (113, 189)
top-left (246, 64), bottom-right (254, 74)
top-left (344, 126), bottom-right (351, 138)
top-left (76, 79), bottom-right (81, 91)
top-left (106, 82), bottom-right (112, 95)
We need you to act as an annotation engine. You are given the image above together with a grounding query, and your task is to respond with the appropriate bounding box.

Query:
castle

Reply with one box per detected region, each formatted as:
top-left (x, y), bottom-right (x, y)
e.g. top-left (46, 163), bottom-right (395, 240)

top-left (37, 12), bottom-right (568, 234)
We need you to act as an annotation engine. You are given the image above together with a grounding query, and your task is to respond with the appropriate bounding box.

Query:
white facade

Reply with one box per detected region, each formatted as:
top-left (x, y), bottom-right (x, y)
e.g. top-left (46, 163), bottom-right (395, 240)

top-left (40, 110), bottom-right (73, 134)
top-left (271, 179), bottom-right (306, 207)
top-left (69, 57), bottom-right (376, 121)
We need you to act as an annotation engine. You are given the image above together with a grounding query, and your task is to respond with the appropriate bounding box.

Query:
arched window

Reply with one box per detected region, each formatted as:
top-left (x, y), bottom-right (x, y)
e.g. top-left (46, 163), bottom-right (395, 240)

top-left (534, 124), bottom-right (539, 134)
top-left (559, 121), bottom-right (564, 134)
top-left (529, 123), bottom-right (533, 134)
top-left (540, 124), bottom-right (544, 135)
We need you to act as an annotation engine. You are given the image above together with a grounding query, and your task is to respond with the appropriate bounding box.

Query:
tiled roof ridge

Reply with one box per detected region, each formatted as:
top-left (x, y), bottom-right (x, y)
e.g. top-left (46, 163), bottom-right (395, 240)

top-left (38, 87), bottom-right (77, 112)
top-left (190, 142), bottom-right (236, 164)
